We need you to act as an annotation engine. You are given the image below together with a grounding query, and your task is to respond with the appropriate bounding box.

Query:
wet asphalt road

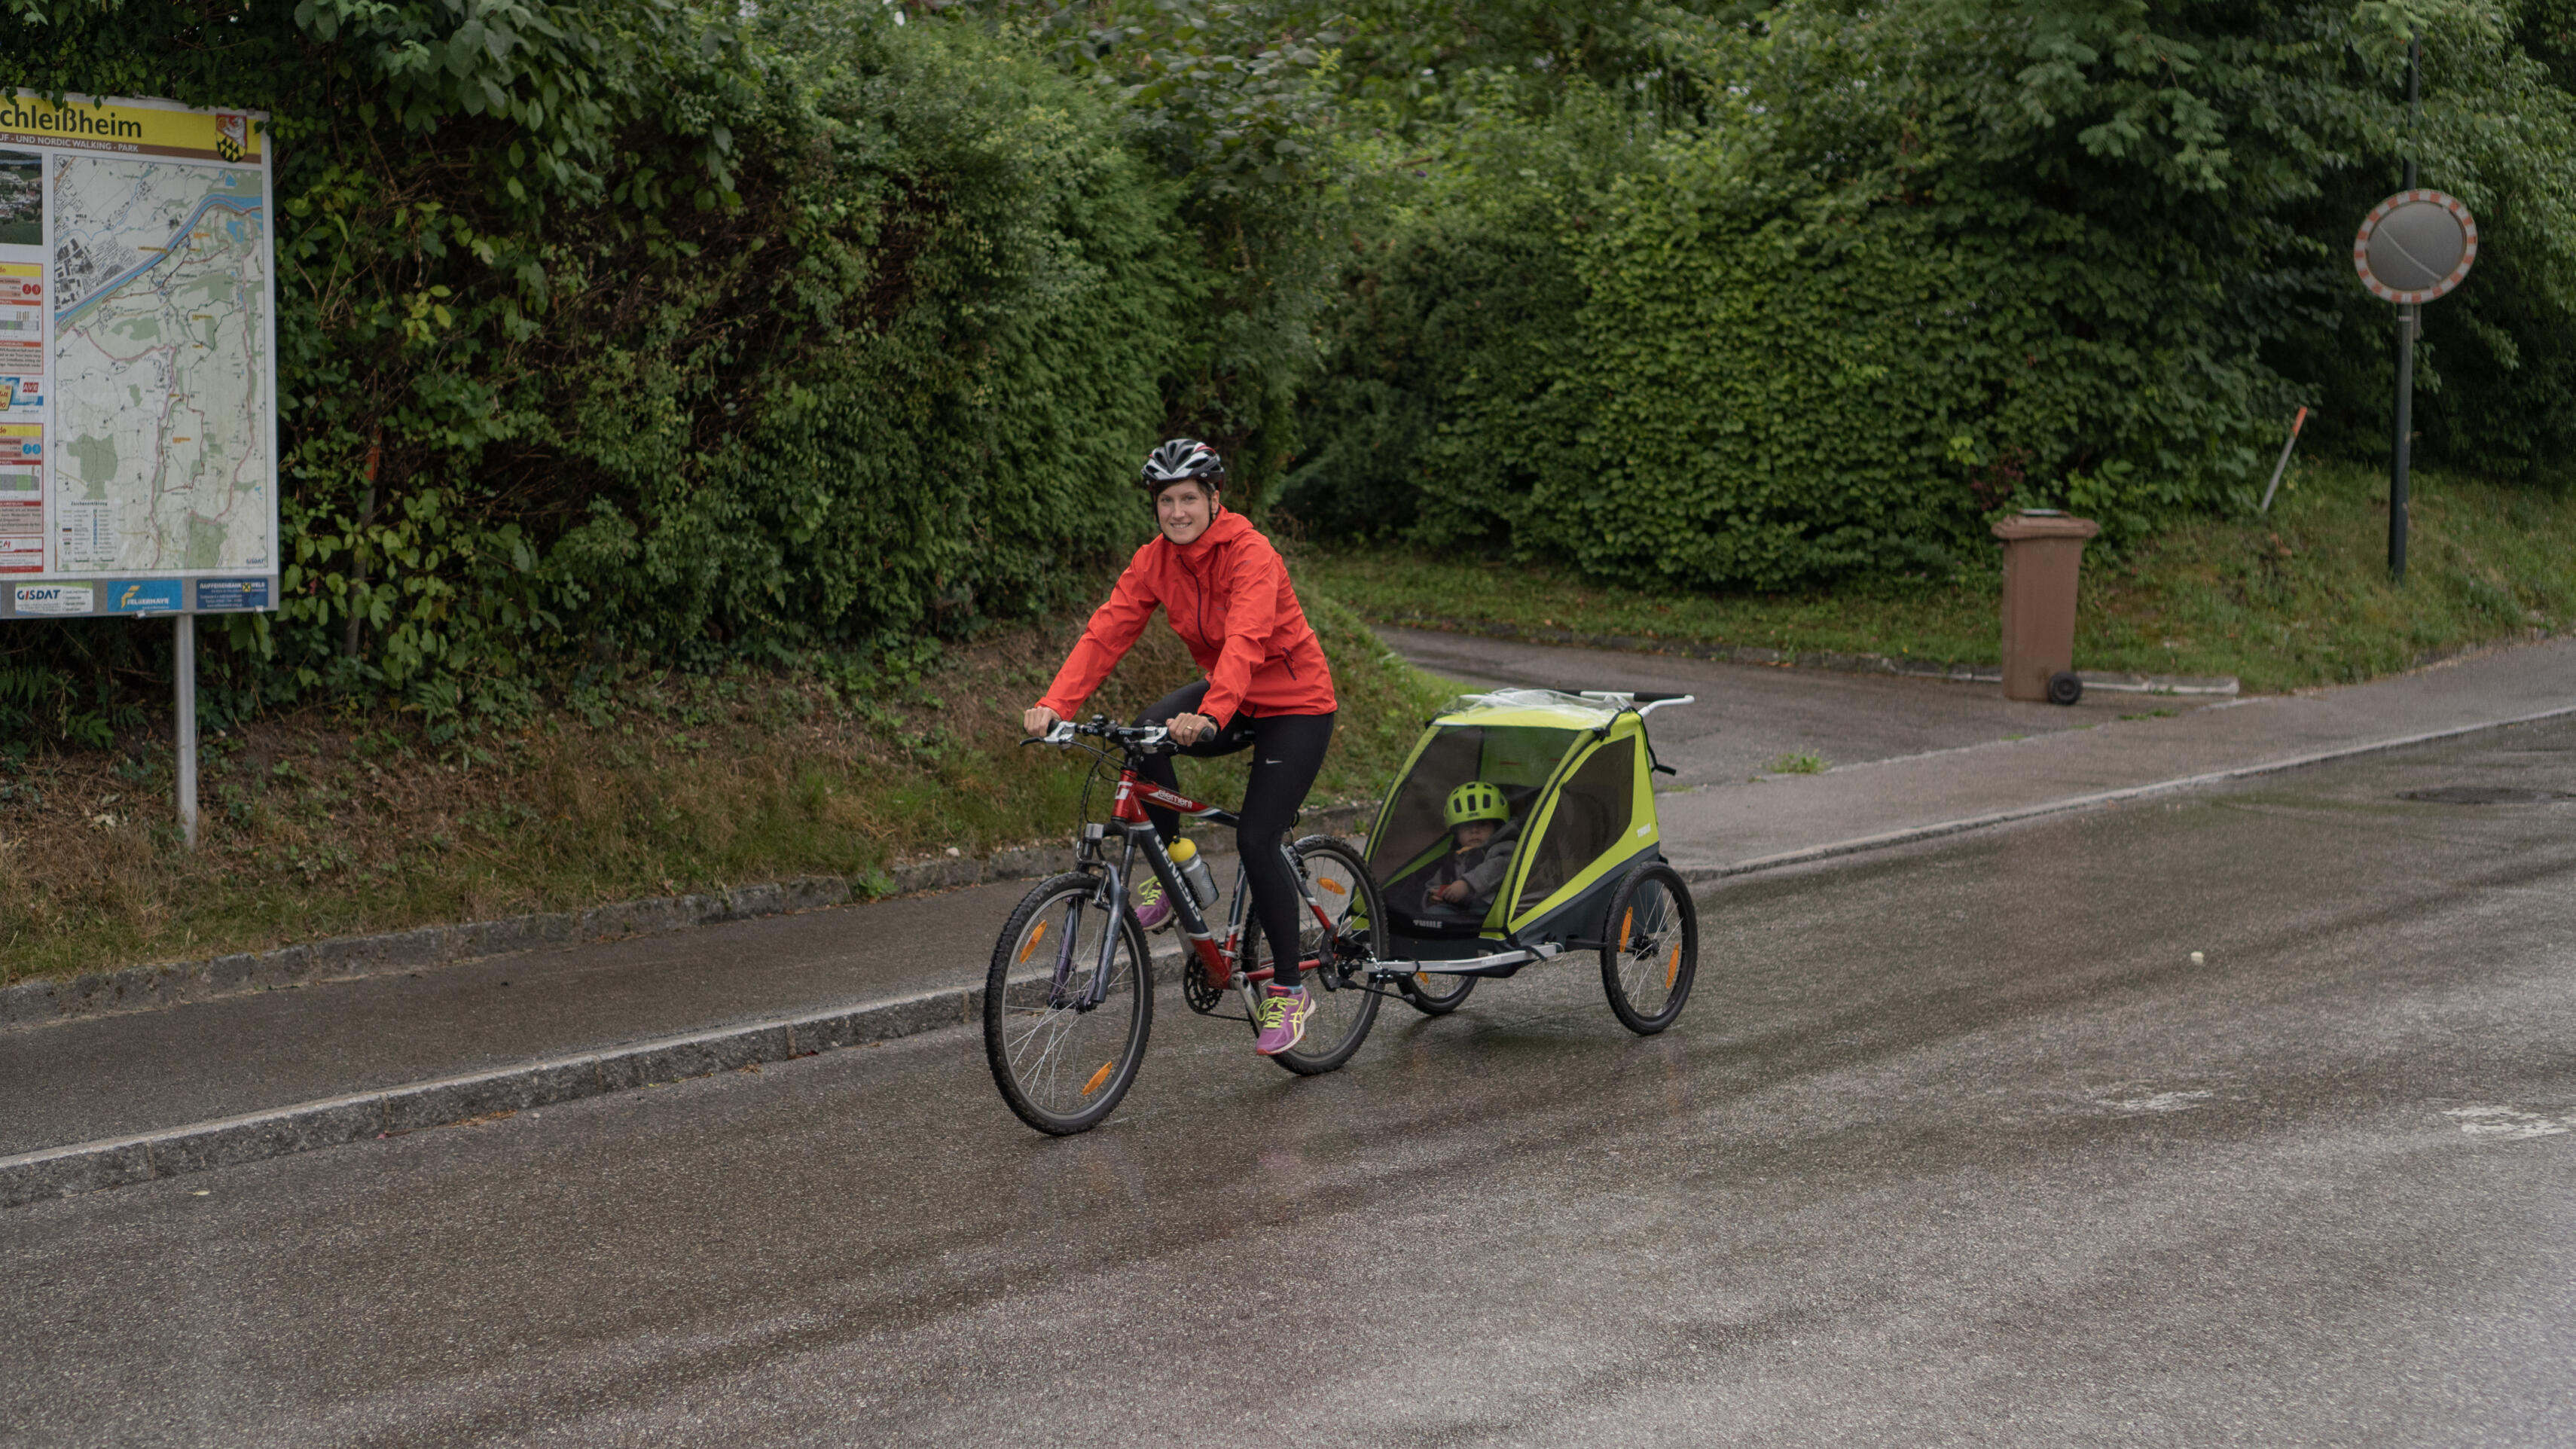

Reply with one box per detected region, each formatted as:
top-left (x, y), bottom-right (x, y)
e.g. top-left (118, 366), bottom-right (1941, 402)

top-left (10, 722), bottom-right (2576, 1446)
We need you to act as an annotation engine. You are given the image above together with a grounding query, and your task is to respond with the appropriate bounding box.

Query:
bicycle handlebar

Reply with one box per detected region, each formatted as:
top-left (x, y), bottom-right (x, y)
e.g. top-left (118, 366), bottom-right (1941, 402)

top-left (1026, 717), bottom-right (1174, 754)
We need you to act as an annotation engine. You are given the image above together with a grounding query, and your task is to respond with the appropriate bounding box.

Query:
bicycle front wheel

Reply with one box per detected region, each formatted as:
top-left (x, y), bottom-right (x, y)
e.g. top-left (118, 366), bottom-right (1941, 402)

top-left (1260, 836), bottom-right (1386, 1075)
top-left (984, 873), bottom-right (1153, 1135)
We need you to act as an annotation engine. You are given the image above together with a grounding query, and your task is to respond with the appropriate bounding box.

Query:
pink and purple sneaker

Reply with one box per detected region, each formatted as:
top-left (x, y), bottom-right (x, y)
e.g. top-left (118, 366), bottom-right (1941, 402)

top-left (1133, 877), bottom-right (1174, 932)
top-left (1254, 984), bottom-right (1315, 1056)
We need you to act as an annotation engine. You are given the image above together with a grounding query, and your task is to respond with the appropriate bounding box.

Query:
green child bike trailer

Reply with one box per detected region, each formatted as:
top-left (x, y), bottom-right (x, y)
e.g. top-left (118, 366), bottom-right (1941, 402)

top-left (1362, 688), bottom-right (1702, 1032)
top-left (986, 689), bottom-right (1701, 1136)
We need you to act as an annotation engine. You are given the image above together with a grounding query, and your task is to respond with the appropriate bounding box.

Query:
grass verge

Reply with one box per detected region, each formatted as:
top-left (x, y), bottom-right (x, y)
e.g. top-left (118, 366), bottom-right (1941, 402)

top-left (0, 587), bottom-right (1456, 984)
top-left (1296, 461), bottom-right (2575, 694)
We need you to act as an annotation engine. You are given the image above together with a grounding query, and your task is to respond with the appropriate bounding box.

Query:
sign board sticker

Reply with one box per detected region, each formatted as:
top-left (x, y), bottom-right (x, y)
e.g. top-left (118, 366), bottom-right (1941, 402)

top-left (14, 581), bottom-right (90, 613)
top-left (53, 145), bottom-right (272, 576)
top-left (0, 421), bottom-right (33, 496)
top-left (107, 578), bottom-right (182, 612)
top-left (0, 148), bottom-right (35, 246)
top-left (0, 94), bottom-right (264, 163)
top-left (0, 497), bottom-right (38, 571)
top-left (194, 576), bottom-right (268, 610)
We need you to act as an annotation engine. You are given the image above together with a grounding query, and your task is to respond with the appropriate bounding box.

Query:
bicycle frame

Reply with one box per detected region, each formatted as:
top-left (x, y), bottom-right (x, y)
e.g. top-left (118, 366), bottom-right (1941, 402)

top-left (1071, 745), bottom-right (1345, 988)
top-left (1102, 766), bottom-right (1556, 993)
top-left (1031, 719), bottom-right (1397, 1010)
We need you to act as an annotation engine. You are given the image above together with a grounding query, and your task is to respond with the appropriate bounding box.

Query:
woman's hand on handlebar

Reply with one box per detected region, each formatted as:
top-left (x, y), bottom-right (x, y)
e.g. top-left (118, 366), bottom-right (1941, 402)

top-left (1023, 705), bottom-right (1061, 737)
top-left (1167, 712), bottom-right (1216, 746)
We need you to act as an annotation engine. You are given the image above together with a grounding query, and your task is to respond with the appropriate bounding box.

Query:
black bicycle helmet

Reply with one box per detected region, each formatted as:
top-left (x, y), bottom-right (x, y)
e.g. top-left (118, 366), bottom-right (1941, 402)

top-left (1140, 438), bottom-right (1225, 496)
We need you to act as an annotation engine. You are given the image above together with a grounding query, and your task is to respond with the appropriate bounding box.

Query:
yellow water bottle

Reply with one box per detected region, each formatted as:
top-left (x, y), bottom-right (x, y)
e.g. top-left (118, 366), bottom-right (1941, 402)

top-left (1167, 835), bottom-right (1219, 909)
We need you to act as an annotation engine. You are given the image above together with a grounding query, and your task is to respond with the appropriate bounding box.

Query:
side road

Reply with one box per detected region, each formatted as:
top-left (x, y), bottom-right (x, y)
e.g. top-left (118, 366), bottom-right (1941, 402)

top-left (5, 633), bottom-right (2572, 1205)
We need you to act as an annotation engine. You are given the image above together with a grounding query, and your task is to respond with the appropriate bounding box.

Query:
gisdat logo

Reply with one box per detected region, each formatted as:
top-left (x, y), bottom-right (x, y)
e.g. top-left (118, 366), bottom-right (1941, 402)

top-left (14, 584), bottom-right (93, 615)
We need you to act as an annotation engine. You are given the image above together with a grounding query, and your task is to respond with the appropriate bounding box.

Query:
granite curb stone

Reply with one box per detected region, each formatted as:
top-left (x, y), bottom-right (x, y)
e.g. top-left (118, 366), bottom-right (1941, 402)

top-left (0, 985), bottom-right (984, 1210)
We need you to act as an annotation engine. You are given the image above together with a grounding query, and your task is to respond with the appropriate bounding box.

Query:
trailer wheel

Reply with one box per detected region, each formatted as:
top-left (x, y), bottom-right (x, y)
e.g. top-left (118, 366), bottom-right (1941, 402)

top-left (1598, 861), bottom-right (1698, 1035)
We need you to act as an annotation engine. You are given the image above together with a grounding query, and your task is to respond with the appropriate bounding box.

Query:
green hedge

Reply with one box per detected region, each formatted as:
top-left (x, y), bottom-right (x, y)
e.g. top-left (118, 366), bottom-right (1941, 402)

top-left (1285, 1), bottom-right (2576, 587)
top-left (0, 0), bottom-right (1204, 745)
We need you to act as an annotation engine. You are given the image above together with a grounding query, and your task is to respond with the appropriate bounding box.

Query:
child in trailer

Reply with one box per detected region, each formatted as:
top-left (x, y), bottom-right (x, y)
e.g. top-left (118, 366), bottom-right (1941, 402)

top-left (1422, 780), bottom-right (1516, 918)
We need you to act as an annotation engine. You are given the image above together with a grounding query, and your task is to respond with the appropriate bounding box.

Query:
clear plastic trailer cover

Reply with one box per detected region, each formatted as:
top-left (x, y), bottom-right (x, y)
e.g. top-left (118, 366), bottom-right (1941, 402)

top-left (1369, 690), bottom-right (1633, 932)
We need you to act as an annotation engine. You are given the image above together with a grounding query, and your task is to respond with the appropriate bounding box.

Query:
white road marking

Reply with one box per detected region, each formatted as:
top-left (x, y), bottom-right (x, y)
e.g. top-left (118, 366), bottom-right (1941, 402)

top-left (2443, 1106), bottom-right (2575, 1140)
top-left (2108, 1090), bottom-right (2214, 1115)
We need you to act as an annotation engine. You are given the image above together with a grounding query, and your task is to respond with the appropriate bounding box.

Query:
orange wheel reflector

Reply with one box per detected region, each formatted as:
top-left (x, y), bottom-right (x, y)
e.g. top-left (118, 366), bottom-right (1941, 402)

top-left (1620, 908), bottom-right (1634, 950)
top-left (1415, 972), bottom-right (1433, 987)
top-left (1665, 944), bottom-right (1681, 989)
top-left (1018, 920), bottom-right (1048, 964)
top-left (1082, 1061), bottom-right (1116, 1097)
top-left (1319, 877), bottom-right (1348, 896)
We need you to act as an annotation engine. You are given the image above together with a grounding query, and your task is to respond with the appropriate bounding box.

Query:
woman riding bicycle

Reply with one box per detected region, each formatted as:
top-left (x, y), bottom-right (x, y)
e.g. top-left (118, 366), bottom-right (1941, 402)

top-left (1021, 438), bottom-right (1336, 1058)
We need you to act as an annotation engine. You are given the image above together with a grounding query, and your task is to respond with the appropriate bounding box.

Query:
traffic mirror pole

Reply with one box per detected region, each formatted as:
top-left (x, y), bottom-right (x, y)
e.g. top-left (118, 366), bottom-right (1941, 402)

top-left (2389, 303), bottom-right (2416, 581)
top-left (2389, 32), bottom-right (2421, 583)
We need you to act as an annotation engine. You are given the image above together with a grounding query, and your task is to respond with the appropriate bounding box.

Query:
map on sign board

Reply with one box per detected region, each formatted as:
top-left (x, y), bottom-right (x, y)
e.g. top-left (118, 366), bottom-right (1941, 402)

top-left (0, 92), bottom-right (276, 613)
top-left (50, 159), bottom-right (270, 572)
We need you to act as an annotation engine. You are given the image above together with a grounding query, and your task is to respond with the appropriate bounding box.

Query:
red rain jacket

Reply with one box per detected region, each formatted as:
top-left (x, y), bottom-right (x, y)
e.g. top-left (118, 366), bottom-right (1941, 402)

top-left (1036, 509), bottom-right (1336, 727)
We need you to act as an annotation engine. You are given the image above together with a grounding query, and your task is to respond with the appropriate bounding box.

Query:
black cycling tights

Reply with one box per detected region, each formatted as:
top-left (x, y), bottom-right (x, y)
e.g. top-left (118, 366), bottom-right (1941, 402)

top-left (1134, 681), bottom-right (1335, 992)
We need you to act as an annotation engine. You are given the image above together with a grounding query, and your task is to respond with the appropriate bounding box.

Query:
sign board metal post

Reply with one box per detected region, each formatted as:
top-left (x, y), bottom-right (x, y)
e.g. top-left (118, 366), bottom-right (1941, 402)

top-left (175, 614), bottom-right (197, 848)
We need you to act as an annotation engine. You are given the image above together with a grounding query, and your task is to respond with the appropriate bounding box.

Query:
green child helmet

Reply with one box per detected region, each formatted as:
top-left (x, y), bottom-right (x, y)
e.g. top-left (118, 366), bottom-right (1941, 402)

top-left (1444, 780), bottom-right (1509, 828)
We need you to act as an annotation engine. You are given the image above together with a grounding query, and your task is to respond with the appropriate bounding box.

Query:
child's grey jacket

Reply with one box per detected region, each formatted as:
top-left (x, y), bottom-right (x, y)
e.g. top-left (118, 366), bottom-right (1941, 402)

top-left (1427, 828), bottom-right (1518, 911)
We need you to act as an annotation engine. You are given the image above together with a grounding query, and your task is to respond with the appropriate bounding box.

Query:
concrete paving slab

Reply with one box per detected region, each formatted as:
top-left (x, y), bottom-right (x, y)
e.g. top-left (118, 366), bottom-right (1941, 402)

top-left (0, 880), bottom-right (1033, 1157)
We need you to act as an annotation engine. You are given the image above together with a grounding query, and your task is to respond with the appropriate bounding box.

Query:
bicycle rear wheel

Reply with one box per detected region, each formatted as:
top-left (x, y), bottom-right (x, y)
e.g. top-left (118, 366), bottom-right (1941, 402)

top-left (984, 873), bottom-right (1153, 1134)
top-left (1260, 836), bottom-right (1386, 1075)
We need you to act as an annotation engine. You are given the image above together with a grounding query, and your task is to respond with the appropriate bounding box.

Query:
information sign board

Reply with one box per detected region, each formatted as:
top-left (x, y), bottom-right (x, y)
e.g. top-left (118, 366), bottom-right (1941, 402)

top-left (0, 91), bottom-right (277, 619)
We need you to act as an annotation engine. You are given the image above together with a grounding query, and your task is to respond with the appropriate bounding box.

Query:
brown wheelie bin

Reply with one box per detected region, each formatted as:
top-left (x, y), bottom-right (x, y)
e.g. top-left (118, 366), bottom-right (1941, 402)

top-left (1992, 510), bottom-right (2101, 704)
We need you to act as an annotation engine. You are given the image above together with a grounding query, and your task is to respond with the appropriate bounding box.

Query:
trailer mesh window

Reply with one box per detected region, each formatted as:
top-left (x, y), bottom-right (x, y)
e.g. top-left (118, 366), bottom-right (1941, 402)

top-left (1514, 737), bottom-right (1634, 917)
top-left (1367, 724), bottom-right (1576, 898)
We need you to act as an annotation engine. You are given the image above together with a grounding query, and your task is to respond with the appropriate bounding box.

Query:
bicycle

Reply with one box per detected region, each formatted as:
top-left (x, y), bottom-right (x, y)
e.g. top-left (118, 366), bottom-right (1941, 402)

top-left (983, 716), bottom-right (1389, 1135)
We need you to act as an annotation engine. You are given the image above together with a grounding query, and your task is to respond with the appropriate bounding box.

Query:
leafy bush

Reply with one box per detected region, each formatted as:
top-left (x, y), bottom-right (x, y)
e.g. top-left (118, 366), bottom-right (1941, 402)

top-left (0, 0), bottom-right (1206, 743)
top-left (1285, 0), bottom-right (2576, 587)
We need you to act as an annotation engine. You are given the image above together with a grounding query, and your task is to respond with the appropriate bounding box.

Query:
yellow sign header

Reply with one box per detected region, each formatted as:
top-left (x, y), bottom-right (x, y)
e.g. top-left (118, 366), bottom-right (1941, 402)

top-left (0, 93), bottom-right (264, 163)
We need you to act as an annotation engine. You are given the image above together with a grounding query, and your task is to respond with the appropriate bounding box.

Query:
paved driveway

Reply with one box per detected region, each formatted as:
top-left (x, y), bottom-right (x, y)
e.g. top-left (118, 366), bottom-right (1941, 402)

top-left (1378, 625), bottom-right (2170, 786)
